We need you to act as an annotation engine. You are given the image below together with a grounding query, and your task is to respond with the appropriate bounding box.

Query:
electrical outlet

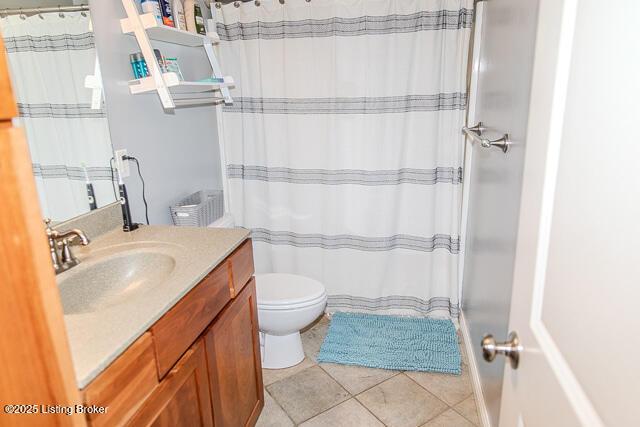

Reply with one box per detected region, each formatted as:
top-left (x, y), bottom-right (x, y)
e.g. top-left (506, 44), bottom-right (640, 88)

top-left (114, 149), bottom-right (130, 178)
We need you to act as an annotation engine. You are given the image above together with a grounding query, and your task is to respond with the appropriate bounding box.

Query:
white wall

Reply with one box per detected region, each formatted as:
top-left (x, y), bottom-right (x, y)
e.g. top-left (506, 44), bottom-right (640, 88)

top-left (90, 1), bottom-right (224, 225)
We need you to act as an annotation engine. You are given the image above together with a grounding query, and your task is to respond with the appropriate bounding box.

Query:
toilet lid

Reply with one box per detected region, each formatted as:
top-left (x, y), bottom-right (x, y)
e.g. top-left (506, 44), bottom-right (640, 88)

top-left (256, 273), bottom-right (326, 307)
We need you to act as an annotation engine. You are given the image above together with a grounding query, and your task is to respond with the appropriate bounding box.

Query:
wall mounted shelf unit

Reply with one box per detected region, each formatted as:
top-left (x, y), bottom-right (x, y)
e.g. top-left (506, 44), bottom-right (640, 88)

top-left (120, 0), bottom-right (233, 109)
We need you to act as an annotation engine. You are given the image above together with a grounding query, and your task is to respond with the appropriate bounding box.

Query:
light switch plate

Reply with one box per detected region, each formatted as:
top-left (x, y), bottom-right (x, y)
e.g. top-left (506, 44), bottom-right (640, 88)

top-left (114, 149), bottom-right (130, 178)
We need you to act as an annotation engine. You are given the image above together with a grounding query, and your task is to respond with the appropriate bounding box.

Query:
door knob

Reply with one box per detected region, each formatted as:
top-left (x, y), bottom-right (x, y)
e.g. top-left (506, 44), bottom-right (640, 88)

top-left (481, 331), bottom-right (522, 369)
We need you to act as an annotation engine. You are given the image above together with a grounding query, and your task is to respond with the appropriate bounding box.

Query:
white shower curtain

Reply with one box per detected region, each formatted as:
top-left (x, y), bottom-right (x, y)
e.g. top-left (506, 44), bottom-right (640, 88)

top-left (216, 0), bottom-right (472, 317)
top-left (1, 12), bottom-right (114, 221)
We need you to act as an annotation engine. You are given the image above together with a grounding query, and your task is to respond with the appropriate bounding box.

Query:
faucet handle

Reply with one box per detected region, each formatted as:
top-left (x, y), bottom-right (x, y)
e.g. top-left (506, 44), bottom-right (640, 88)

top-left (60, 238), bottom-right (79, 267)
top-left (44, 218), bottom-right (59, 240)
top-left (44, 218), bottom-right (62, 272)
top-left (44, 218), bottom-right (55, 234)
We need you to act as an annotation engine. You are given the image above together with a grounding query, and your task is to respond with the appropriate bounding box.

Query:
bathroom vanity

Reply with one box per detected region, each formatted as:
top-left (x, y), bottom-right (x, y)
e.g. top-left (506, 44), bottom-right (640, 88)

top-left (57, 220), bottom-right (263, 427)
top-left (0, 3), bottom-right (263, 425)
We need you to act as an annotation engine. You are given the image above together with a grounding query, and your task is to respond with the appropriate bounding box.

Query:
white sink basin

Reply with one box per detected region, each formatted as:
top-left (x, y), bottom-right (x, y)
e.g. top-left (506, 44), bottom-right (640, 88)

top-left (58, 245), bottom-right (177, 315)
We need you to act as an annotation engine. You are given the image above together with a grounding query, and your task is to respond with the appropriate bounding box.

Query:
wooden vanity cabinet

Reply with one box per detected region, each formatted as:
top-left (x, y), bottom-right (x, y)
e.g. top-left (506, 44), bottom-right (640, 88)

top-left (127, 339), bottom-right (213, 427)
top-left (205, 278), bottom-right (263, 427)
top-left (82, 239), bottom-right (263, 427)
top-left (151, 261), bottom-right (232, 378)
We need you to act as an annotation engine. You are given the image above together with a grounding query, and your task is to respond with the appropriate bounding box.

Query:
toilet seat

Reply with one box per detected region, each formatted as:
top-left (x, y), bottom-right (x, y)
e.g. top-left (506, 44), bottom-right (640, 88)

top-left (259, 293), bottom-right (327, 311)
top-left (255, 273), bottom-right (327, 369)
top-left (256, 273), bottom-right (326, 310)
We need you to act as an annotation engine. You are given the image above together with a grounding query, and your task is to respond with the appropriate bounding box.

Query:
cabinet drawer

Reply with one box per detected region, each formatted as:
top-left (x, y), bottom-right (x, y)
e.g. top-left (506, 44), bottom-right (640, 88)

top-left (151, 262), bottom-right (231, 378)
top-left (83, 333), bottom-right (158, 427)
top-left (228, 239), bottom-right (255, 297)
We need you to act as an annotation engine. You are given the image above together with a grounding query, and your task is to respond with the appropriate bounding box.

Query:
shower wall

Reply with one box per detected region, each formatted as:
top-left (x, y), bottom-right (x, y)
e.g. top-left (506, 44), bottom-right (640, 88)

top-left (462, 0), bottom-right (540, 424)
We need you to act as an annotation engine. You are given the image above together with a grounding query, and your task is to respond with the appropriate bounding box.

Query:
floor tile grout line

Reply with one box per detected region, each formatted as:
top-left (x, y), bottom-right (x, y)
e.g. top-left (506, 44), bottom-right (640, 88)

top-left (293, 390), bottom-right (350, 425)
top-left (350, 372), bottom-right (447, 427)
top-left (314, 363), bottom-right (403, 427)
top-left (401, 372), bottom-right (455, 424)
top-left (451, 407), bottom-right (479, 426)
top-left (263, 358), bottom-right (318, 388)
top-left (281, 356), bottom-right (395, 425)
top-left (451, 400), bottom-right (481, 427)
top-left (271, 364), bottom-right (351, 426)
top-left (263, 388), bottom-right (297, 426)
top-left (403, 369), bottom-right (474, 407)
top-left (298, 395), bottom-right (389, 427)
top-left (318, 365), bottom-right (402, 427)
top-left (351, 395), bottom-right (391, 427)
top-left (317, 361), bottom-right (402, 396)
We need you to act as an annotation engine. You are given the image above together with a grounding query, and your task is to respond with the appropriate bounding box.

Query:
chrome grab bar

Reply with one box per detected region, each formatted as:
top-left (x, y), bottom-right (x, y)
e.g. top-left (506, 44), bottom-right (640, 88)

top-left (462, 122), bottom-right (511, 153)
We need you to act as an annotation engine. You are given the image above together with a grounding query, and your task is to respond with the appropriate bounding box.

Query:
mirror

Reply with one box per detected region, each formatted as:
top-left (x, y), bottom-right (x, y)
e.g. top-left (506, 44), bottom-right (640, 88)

top-left (0, 1), bottom-right (116, 222)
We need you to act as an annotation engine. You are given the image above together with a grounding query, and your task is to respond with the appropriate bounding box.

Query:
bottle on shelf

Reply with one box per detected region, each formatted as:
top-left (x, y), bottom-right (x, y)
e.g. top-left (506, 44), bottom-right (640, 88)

top-left (184, 0), bottom-right (206, 35)
top-left (172, 0), bottom-right (187, 31)
top-left (158, 0), bottom-right (175, 27)
top-left (140, 0), bottom-right (162, 25)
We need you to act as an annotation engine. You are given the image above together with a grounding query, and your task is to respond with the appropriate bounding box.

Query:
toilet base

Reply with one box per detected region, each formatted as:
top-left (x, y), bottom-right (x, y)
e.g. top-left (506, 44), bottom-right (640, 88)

top-left (261, 331), bottom-right (305, 369)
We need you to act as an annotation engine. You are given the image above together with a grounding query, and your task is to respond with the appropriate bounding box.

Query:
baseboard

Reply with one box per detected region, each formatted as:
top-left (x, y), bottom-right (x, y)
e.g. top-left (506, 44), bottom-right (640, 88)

top-left (460, 311), bottom-right (492, 427)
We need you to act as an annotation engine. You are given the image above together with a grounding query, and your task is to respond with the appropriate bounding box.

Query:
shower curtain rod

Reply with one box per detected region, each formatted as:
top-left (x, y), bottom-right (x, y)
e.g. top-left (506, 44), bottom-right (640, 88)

top-left (215, 0), bottom-right (482, 7)
top-left (1, 5), bottom-right (89, 16)
top-left (214, 0), bottom-right (310, 6)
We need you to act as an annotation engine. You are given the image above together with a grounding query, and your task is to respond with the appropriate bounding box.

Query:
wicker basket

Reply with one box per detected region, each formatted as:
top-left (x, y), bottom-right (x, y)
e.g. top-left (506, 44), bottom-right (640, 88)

top-left (170, 190), bottom-right (224, 227)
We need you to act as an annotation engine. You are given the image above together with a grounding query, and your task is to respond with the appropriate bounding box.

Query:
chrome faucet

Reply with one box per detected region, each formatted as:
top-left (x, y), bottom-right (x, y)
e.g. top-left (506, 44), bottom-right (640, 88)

top-left (44, 219), bottom-right (91, 274)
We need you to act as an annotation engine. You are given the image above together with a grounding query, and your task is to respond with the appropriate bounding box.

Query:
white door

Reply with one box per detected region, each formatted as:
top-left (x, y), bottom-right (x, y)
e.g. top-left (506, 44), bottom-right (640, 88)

top-left (496, 0), bottom-right (640, 425)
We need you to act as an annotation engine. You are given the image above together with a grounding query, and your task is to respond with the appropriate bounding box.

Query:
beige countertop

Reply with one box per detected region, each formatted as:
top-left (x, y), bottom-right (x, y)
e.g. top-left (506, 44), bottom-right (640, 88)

top-left (57, 225), bottom-right (250, 389)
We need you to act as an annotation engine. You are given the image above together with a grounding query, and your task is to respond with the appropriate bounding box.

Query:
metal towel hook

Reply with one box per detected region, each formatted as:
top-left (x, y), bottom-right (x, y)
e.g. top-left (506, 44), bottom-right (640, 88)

top-left (462, 122), bottom-right (511, 154)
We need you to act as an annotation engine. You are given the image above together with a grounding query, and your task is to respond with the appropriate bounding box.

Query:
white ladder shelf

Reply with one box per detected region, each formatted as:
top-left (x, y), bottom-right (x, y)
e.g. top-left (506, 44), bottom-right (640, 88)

top-left (120, 0), bottom-right (233, 109)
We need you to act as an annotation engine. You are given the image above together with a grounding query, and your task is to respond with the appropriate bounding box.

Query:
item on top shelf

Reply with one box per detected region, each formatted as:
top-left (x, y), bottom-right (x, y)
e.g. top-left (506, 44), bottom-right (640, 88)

top-left (184, 0), bottom-right (206, 35)
top-left (164, 58), bottom-right (184, 80)
top-left (171, 0), bottom-right (187, 30)
top-left (140, 0), bottom-right (163, 25)
top-left (158, 0), bottom-right (175, 27)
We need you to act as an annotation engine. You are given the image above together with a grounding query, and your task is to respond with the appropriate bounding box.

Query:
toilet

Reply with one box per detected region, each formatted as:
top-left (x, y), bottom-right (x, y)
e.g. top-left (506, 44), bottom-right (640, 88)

top-left (208, 213), bottom-right (235, 228)
top-left (255, 273), bottom-right (327, 369)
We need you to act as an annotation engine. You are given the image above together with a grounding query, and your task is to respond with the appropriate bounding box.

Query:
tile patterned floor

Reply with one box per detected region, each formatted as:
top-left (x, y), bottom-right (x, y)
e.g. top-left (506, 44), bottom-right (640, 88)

top-left (257, 316), bottom-right (481, 427)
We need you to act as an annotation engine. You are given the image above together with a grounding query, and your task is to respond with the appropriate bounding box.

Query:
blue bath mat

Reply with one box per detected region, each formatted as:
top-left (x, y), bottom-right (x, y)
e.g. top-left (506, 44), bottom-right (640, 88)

top-left (317, 312), bottom-right (461, 374)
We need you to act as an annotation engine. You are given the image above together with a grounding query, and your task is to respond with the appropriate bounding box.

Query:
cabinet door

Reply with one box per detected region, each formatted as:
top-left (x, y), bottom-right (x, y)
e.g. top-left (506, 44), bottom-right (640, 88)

top-left (205, 278), bottom-right (264, 427)
top-left (127, 339), bottom-right (213, 427)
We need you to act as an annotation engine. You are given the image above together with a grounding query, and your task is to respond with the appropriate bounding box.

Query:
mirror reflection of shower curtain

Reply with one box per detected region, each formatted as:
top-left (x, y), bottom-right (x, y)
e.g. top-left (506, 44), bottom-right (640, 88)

top-left (216, 0), bottom-right (472, 317)
top-left (1, 12), bottom-right (114, 221)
